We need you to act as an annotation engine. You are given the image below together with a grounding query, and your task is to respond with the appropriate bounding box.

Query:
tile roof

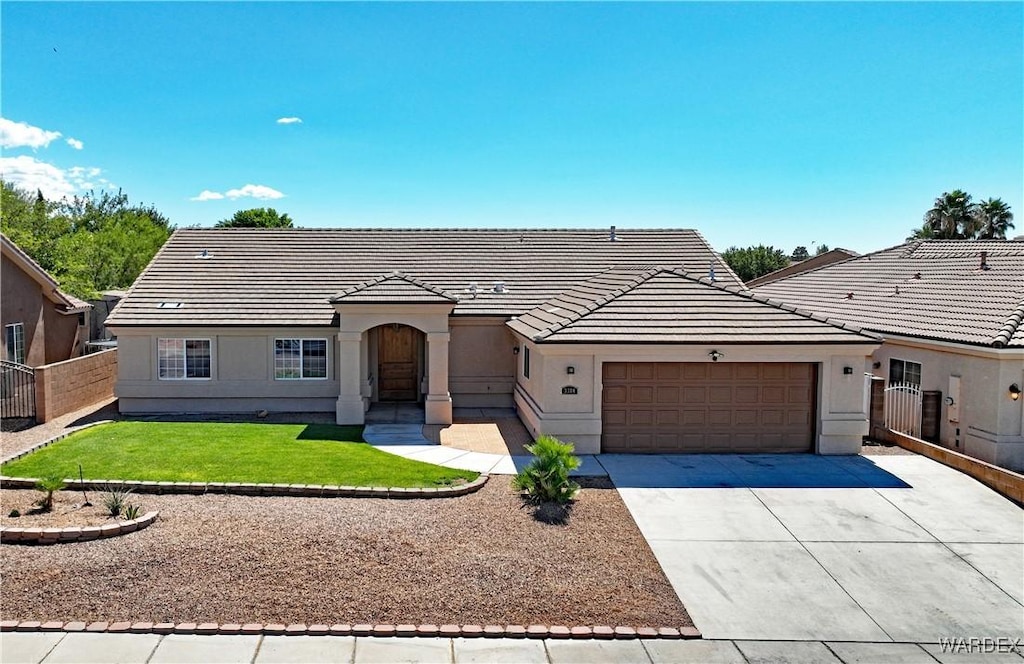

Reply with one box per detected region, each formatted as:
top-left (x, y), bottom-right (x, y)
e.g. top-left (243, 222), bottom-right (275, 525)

top-left (752, 240), bottom-right (1024, 348)
top-left (330, 272), bottom-right (458, 304)
top-left (744, 248), bottom-right (859, 287)
top-left (508, 267), bottom-right (878, 344)
top-left (107, 228), bottom-right (738, 327)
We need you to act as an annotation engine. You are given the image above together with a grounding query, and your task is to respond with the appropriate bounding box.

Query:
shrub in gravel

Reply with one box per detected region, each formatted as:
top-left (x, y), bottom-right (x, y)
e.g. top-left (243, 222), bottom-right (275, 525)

top-left (103, 487), bottom-right (133, 517)
top-left (34, 474), bottom-right (65, 512)
top-left (512, 436), bottom-right (581, 505)
top-left (122, 503), bottom-right (141, 520)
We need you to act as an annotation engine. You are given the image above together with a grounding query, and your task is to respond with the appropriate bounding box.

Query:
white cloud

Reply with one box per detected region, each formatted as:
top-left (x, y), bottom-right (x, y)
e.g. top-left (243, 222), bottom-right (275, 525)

top-left (276, 117), bottom-right (303, 125)
top-left (190, 190), bottom-right (225, 201)
top-left (1, 157), bottom-right (112, 199)
top-left (225, 184), bottom-right (285, 200)
top-left (0, 155), bottom-right (77, 199)
top-left (189, 183), bottom-right (285, 202)
top-left (0, 117), bottom-right (63, 149)
top-left (66, 137), bottom-right (84, 150)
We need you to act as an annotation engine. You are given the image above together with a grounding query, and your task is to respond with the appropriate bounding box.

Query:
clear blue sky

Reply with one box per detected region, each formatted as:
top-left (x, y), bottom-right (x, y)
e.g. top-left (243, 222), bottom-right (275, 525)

top-left (2, 2), bottom-right (1021, 254)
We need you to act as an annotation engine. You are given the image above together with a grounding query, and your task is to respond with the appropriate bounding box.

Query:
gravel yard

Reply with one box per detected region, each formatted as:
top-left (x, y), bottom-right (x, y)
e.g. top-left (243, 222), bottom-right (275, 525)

top-left (0, 479), bottom-right (691, 628)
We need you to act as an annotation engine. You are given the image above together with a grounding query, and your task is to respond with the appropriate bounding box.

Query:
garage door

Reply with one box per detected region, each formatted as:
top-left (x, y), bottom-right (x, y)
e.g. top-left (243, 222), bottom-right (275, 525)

top-left (602, 362), bottom-right (816, 453)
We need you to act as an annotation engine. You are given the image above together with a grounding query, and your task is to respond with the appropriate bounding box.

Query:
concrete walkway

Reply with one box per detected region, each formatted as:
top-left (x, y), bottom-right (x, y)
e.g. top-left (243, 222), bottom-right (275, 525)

top-left (365, 423), bottom-right (606, 476)
top-left (6, 633), bottom-right (1021, 663)
top-left (602, 453), bottom-right (1024, 644)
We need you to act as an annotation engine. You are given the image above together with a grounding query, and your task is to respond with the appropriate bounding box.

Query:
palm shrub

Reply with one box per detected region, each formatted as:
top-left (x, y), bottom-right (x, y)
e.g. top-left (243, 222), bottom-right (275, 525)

top-left (34, 474), bottom-right (66, 512)
top-left (512, 436), bottom-right (581, 504)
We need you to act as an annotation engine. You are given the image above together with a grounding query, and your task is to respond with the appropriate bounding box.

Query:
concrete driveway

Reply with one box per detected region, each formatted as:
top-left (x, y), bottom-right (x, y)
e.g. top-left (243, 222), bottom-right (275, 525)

top-left (601, 453), bottom-right (1024, 643)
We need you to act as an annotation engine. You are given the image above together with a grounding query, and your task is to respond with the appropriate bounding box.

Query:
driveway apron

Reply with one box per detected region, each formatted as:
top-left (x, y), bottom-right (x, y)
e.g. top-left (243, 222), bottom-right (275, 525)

top-left (601, 453), bottom-right (1024, 643)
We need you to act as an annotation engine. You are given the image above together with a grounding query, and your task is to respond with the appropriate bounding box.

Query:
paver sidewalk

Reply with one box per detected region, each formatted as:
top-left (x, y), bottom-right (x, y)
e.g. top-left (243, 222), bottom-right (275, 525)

top-left (5, 633), bottom-right (1021, 664)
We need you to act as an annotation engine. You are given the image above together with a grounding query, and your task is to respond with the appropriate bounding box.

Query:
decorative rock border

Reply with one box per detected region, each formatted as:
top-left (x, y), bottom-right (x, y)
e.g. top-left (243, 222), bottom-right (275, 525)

top-left (1, 511), bottom-right (159, 545)
top-left (0, 619), bottom-right (700, 640)
top-left (1, 421), bottom-right (488, 500)
top-left (0, 475), bottom-right (488, 499)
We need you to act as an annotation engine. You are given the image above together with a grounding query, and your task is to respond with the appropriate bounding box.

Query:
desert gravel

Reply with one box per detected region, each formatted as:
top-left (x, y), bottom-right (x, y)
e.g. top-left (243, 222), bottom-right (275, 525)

top-left (0, 479), bottom-right (692, 628)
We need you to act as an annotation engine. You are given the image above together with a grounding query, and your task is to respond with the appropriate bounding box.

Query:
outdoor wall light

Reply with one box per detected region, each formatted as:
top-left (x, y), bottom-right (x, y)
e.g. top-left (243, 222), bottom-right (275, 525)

top-left (1010, 384), bottom-right (1021, 401)
top-left (512, 346), bottom-right (520, 355)
top-left (944, 396), bottom-right (955, 406)
top-left (708, 350), bottom-right (724, 362)
top-left (566, 366), bottom-right (575, 375)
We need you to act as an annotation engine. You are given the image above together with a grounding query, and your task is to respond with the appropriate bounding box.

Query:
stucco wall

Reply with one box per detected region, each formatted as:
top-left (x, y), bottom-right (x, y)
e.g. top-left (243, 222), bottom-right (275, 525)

top-left (870, 339), bottom-right (1024, 471)
top-left (448, 317), bottom-right (516, 407)
top-left (35, 348), bottom-right (117, 422)
top-left (113, 327), bottom-right (341, 413)
top-left (1, 258), bottom-right (82, 367)
top-left (513, 339), bottom-right (877, 455)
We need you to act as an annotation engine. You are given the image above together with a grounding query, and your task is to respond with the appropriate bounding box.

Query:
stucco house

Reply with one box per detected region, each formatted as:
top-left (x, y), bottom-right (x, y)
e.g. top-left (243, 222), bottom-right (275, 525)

top-left (106, 228), bottom-right (880, 455)
top-left (1, 233), bottom-right (91, 367)
top-left (754, 239), bottom-right (1024, 471)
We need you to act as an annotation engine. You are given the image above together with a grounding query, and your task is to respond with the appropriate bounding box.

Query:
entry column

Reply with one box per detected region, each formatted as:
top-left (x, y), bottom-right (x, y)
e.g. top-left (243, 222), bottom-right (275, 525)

top-left (425, 331), bottom-right (453, 425)
top-left (336, 331), bottom-right (365, 425)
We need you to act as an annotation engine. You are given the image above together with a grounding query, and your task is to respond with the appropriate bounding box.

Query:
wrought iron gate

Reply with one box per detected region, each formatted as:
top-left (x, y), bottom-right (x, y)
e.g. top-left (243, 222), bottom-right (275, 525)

top-left (1, 360), bottom-right (36, 430)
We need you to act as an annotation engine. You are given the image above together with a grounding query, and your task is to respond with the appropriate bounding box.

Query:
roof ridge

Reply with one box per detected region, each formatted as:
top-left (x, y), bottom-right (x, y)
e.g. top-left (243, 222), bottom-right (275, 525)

top-left (532, 266), bottom-right (665, 340)
top-left (330, 271), bottom-right (457, 302)
top-left (665, 267), bottom-right (879, 339)
top-left (690, 229), bottom-right (743, 284)
top-left (992, 297), bottom-right (1024, 348)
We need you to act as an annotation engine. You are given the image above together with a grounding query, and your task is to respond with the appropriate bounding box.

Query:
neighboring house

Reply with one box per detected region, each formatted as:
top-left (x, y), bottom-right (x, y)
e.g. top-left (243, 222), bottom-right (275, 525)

top-left (1, 233), bottom-right (91, 367)
top-left (744, 248), bottom-right (859, 288)
top-left (754, 239), bottom-right (1024, 471)
top-left (106, 228), bottom-right (879, 455)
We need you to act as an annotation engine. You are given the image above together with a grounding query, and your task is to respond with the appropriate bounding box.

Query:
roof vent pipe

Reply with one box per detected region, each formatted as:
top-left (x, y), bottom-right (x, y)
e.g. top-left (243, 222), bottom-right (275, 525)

top-left (493, 281), bottom-right (506, 293)
top-left (708, 261), bottom-right (716, 282)
top-left (609, 225), bottom-right (617, 242)
top-left (980, 251), bottom-right (989, 270)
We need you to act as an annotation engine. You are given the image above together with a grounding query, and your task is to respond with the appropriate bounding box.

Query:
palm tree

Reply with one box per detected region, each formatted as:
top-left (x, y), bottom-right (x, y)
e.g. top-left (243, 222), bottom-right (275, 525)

top-left (923, 190), bottom-right (975, 239)
top-left (972, 198), bottom-right (1015, 239)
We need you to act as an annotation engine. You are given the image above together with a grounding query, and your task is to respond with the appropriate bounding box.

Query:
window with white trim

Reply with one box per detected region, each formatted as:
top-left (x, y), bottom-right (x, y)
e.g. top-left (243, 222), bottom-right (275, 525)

top-left (275, 339), bottom-right (328, 379)
top-left (5, 323), bottom-right (25, 364)
top-left (889, 358), bottom-right (921, 387)
top-left (158, 339), bottom-right (212, 379)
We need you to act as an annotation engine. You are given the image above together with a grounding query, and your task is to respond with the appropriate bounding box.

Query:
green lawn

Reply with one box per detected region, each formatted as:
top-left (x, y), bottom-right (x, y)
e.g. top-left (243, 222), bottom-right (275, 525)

top-left (1, 421), bottom-right (478, 488)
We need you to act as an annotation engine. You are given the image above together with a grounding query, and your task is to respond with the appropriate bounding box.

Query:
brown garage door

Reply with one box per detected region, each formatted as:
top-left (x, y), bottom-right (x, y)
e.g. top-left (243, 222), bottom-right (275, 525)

top-left (602, 362), bottom-right (816, 453)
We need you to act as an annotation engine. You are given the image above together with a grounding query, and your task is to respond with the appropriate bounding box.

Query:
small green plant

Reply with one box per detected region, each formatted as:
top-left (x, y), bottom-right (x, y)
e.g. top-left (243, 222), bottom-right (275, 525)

top-left (102, 486), bottom-right (133, 517)
top-left (34, 474), bottom-right (66, 512)
top-left (121, 503), bottom-right (141, 520)
top-left (8, 509), bottom-right (20, 518)
top-left (512, 436), bottom-right (581, 504)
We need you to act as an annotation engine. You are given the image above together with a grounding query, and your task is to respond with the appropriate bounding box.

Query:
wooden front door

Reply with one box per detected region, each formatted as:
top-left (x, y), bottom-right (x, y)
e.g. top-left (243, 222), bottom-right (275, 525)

top-left (378, 325), bottom-right (418, 401)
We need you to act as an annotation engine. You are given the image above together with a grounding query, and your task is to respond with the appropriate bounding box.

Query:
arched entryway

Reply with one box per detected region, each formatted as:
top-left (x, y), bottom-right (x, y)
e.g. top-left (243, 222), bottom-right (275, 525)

top-left (374, 323), bottom-right (424, 402)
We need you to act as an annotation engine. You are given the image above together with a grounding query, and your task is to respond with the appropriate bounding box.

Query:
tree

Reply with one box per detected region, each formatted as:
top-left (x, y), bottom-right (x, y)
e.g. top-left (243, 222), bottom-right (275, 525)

top-left (721, 245), bottom-right (790, 283)
top-left (815, 244), bottom-right (830, 255)
top-left (973, 198), bottom-right (1015, 239)
top-left (791, 246), bottom-right (809, 261)
top-left (1, 183), bottom-right (173, 298)
top-left (215, 208), bottom-right (293, 228)
top-left (909, 190), bottom-right (1014, 241)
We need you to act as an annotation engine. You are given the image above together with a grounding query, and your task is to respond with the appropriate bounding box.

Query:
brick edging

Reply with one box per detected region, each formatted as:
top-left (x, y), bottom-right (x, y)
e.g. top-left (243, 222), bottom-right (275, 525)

top-left (1, 511), bottom-right (159, 545)
top-left (0, 620), bottom-right (700, 640)
top-left (0, 420), bottom-right (114, 466)
top-left (0, 475), bottom-right (488, 499)
top-left (1, 421), bottom-right (487, 500)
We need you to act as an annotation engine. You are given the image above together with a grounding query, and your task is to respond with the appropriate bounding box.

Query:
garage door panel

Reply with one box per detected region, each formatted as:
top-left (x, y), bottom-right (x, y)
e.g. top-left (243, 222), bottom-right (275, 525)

top-left (657, 386), bottom-right (680, 403)
top-left (604, 385), bottom-right (627, 404)
top-left (602, 362), bottom-right (815, 454)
